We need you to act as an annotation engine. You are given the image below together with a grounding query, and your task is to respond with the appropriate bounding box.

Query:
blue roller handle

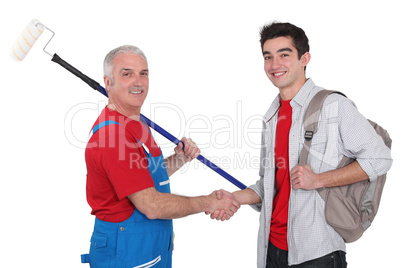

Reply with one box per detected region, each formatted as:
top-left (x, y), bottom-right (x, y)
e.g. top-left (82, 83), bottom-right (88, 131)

top-left (50, 53), bottom-right (247, 189)
top-left (139, 112), bottom-right (247, 189)
top-left (101, 87), bottom-right (247, 190)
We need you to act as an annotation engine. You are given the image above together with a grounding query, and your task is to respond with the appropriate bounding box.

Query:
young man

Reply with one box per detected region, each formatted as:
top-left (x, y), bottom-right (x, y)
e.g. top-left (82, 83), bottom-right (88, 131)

top-left (82, 45), bottom-right (240, 268)
top-left (212, 22), bottom-right (392, 267)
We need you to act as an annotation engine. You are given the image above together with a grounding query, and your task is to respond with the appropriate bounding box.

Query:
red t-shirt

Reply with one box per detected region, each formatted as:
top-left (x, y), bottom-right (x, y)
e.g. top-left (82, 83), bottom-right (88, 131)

top-left (269, 99), bottom-right (292, 251)
top-left (85, 107), bottom-right (161, 222)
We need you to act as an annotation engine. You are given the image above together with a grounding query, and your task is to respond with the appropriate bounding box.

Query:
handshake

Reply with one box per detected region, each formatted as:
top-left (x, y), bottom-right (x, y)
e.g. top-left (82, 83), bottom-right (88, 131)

top-left (205, 189), bottom-right (241, 221)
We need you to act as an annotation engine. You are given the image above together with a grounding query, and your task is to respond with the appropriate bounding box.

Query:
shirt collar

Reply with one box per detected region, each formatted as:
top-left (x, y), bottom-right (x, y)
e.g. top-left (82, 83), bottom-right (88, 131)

top-left (291, 78), bottom-right (316, 108)
top-left (263, 78), bottom-right (316, 123)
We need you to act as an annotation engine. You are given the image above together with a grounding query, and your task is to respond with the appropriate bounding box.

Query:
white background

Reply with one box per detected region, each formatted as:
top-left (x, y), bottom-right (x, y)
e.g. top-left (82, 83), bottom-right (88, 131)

top-left (1, 1), bottom-right (401, 267)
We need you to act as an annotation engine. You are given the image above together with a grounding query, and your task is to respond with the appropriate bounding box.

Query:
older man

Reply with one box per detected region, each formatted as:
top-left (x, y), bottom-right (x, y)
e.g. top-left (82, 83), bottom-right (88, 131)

top-left (81, 45), bottom-right (239, 268)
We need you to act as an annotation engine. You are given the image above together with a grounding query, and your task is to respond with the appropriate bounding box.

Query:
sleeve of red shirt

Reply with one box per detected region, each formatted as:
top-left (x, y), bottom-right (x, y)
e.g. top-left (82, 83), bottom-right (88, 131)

top-left (100, 128), bottom-right (155, 200)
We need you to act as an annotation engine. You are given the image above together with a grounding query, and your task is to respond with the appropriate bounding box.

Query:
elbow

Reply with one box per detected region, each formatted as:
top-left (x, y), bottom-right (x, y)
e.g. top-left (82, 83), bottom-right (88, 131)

top-left (137, 206), bottom-right (160, 220)
top-left (128, 188), bottom-right (163, 220)
top-left (136, 206), bottom-right (162, 220)
top-left (375, 157), bottom-right (393, 179)
top-left (385, 158), bottom-right (393, 173)
top-left (144, 210), bottom-right (159, 220)
top-left (357, 157), bottom-right (393, 181)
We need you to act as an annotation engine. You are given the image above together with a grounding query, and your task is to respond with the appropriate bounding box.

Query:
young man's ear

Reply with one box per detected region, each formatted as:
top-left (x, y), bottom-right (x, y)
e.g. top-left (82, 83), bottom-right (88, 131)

top-left (301, 52), bottom-right (311, 67)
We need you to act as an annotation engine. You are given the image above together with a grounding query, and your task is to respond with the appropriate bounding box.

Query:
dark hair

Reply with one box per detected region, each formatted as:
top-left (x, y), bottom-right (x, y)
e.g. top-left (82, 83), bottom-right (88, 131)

top-left (259, 22), bottom-right (309, 59)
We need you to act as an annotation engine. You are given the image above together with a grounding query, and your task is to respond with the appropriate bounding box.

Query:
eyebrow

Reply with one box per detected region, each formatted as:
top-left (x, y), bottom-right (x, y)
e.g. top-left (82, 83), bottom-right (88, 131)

top-left (263, 47), bottom-right (294, 55)
top-left (119, 68), bottom-right (132, 73)
top-left (119, 68), bottom-right (149, 73)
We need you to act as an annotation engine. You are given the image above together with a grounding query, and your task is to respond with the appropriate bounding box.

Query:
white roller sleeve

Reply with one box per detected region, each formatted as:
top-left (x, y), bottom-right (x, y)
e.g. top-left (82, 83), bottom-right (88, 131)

top-left (11, 19), bottom-right (44, 61)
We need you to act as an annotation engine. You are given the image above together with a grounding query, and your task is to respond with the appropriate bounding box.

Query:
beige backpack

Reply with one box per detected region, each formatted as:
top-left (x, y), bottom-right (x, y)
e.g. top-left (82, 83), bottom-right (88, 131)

top-left (299, 90), bottom-right (392, 243)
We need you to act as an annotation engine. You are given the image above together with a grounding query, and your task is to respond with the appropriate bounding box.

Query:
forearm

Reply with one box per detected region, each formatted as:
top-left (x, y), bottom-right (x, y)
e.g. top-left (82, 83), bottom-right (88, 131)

top-left (164, 153), bottom-right (187, 177)
top-left (148, 193), bottom-right (210, 219)
top-left (129, 188), bottom-right (237, 220)
top-left (233, 188), bottom-right (261, 205)
top-left (129, 189), bottom-right (210, 219)
top-left (317, 161), bottom-right (369, 188)
top-left (165, 137), bottom-right (201, 177)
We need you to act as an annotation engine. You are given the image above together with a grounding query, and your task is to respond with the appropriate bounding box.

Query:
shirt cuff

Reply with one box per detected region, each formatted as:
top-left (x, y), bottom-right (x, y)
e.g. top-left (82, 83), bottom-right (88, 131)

top-left (357, 158), bottom-right (378, 181)
top-left (247, 186), bottom-right (263, 212)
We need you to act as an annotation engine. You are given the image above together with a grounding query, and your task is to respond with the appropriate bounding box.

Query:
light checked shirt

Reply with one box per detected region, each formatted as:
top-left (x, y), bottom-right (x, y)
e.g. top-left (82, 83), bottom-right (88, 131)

top-left (249, 79), bottom-right (392, 267)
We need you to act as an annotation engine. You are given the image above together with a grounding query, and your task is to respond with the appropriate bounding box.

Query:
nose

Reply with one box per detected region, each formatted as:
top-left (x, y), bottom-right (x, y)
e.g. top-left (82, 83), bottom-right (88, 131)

top-left (131, 74), bottom-right (143, 87)
top-left (271, 56), bottom-right (282, 70)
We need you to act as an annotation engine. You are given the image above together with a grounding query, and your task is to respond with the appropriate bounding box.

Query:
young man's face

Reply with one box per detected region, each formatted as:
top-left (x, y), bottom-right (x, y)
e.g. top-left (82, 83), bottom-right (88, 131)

top-left (104, 53), bottom-right (149, 116)
top-left (263, 36), bottom-right (310, 98)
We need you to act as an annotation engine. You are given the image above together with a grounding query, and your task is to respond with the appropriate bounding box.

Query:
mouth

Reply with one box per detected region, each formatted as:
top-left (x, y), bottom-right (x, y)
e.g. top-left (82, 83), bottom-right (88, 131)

top-left (129, 87), bottom-right (145, 95)
top-left (129, 90), bottom-right (144, 95)
top-left (271, 71), bottom-right (286, 77)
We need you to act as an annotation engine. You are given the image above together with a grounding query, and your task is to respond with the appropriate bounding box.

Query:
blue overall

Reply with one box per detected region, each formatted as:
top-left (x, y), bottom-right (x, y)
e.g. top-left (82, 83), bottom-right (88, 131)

top-left (82, 121), bottom-right (173, 268)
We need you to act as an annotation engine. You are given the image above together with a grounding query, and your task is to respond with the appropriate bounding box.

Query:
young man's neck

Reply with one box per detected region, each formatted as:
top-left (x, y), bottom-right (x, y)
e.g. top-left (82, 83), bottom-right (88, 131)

top-left (279, 77), bottom-right (307, 101)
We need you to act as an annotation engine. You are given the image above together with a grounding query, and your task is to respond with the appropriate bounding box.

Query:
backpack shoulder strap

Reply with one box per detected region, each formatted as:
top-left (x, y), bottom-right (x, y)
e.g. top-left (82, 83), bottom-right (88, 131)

top-left (299, 89), bottom-right (346, 166)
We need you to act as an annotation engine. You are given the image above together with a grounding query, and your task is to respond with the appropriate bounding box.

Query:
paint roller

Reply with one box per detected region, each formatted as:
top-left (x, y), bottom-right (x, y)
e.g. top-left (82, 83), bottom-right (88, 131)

top-left (12, 19), bottom-right (247, 190)
top-left (11, 19), bottom-right (44, 61)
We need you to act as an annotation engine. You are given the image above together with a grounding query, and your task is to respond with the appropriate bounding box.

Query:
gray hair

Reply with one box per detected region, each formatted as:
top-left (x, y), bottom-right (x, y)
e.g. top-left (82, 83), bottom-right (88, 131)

top-left (103, 45), bottom-right (147, 83)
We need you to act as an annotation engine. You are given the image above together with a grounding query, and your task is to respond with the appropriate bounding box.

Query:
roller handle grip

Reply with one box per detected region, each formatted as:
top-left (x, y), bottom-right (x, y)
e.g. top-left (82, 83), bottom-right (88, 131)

top-left (52, 54), bottom-right (101, 92)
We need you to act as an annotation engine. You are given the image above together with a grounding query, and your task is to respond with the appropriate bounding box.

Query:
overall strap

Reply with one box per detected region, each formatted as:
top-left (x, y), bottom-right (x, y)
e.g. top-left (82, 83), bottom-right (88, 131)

top-left (137, 121), bottom-right (158, 155)
top-left (140, 120), bottom-right (154, 137)
top-left (135, 138), bottom-right (150, 155)
top-left (92, 120), bottom-right (120, 134)
top-left (299, 90), bottom-right (346, 166)
top-left (89, 120), bottom-right (120, 141)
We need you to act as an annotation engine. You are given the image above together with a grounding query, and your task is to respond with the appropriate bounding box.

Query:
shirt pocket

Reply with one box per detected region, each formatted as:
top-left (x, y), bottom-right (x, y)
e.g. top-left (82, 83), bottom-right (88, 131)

top-left (300, 130), bottom-right (327, 169)
top-left (300, 121), bottom-right (339, 171)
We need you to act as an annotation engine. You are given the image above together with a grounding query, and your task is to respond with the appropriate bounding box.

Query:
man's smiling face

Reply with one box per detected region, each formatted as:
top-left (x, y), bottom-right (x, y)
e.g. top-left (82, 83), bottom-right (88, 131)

top-left (105, 52), bottom-right (149, 116)
top-left (263, 36), bottom-right (310, 99)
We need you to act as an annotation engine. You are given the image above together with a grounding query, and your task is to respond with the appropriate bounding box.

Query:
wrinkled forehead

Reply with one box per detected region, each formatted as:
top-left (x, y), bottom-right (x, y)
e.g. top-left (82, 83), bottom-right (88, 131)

top-left (112, 53), bottom-right (148, 72)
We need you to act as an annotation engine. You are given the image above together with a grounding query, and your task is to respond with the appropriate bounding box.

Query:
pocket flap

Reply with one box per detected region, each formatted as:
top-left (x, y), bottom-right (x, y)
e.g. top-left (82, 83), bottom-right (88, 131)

top-left (91, 233), bottom-right (108, 248)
